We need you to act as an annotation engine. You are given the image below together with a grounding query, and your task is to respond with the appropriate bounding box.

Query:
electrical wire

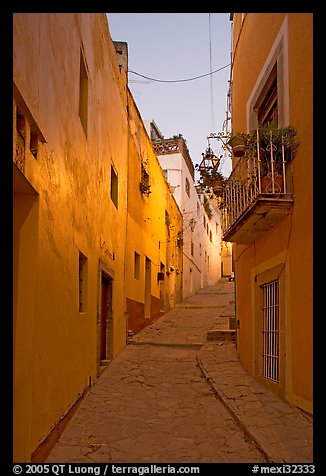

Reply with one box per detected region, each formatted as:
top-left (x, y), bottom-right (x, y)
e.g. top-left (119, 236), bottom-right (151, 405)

top-left (127, 63), bottom-right (231, 84)
top-left (208, 13), bottom-right (215, 131)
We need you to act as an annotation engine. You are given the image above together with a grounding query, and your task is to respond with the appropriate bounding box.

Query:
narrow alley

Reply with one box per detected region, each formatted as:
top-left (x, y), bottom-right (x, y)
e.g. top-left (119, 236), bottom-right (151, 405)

top-left (45, 279), bottom-right (312, 464)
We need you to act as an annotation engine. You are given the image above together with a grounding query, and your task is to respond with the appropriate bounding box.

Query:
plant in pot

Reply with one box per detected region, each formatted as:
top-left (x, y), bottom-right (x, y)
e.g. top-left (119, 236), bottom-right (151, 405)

top-left (196, 163), bottom-right (226, 192)
top-left (257, 125), bottom-right (299, 193)
top-left (227, 132), bottom-right (248, 158)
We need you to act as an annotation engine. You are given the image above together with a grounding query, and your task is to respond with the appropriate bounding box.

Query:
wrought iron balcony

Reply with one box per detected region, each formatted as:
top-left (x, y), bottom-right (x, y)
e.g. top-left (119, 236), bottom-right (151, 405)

top-left (220, 128), bottom-right (297, 244)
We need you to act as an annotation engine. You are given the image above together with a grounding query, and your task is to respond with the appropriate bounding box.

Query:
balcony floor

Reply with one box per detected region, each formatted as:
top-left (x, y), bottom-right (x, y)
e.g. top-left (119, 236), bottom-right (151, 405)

top-left (222, 196), bottom-right (293, 244)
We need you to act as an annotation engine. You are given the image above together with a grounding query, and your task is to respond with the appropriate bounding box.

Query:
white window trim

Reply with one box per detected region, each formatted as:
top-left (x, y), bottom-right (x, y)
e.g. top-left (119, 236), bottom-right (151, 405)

top-left (246, 16), bottom-right (289, 131)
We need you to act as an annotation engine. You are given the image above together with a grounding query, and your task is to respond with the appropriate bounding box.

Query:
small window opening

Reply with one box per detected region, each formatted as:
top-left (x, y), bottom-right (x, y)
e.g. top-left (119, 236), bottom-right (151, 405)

top-left (111, 165), bottom-right (118, 208)
top-left (16, 110), bottom-right (26, 139)
top-left (79, 50), bottom-right (88, 135)
top-left (30, 129), bottom-right (38, 158)
top-left (134, 252), bottom-right (140, 280)
top-left (79, 251), bottom-right (88, 312)
top-left (185, 177), bottom-right (190, 197)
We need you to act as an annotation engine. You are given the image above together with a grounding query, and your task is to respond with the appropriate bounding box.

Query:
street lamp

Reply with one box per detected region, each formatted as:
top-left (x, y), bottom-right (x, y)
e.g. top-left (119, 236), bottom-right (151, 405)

top-left (198, 147), bottom-right (220, 174)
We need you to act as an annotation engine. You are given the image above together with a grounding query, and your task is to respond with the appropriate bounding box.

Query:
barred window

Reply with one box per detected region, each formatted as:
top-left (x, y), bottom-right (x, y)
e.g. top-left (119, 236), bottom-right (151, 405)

top-left (261, 280), bottom-right (279, 382)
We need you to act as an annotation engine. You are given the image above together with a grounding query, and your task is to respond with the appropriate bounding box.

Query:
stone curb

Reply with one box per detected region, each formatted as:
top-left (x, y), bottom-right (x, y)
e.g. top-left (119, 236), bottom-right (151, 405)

top-left (196, 342), bottom-right (313, 463)
top-left (196, 353), bottom-right (272, 463)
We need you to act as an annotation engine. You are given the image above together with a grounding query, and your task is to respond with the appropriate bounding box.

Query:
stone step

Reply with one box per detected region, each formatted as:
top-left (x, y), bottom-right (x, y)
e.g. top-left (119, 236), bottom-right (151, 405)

top-left (207, 329), bottom-right (236, 341)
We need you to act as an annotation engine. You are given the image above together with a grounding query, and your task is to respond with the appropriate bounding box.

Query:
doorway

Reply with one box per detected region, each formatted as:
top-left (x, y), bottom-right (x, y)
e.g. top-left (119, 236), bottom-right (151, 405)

top-left (99, 273), bottom-right (113, 365)
top-left (144, 257), bottom-right (151, 319)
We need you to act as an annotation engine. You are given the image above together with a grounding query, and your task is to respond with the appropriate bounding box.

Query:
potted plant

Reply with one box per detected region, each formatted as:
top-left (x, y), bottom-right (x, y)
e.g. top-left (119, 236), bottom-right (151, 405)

top-left (227, 132), bottom-right (248, 157)
top-left (257, 125), bottom-right (299, 193)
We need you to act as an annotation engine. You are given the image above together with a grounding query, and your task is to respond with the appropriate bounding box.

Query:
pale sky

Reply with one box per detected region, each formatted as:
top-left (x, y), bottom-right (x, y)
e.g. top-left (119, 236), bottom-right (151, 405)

top-left (107, 13), bottom-right (233, 179)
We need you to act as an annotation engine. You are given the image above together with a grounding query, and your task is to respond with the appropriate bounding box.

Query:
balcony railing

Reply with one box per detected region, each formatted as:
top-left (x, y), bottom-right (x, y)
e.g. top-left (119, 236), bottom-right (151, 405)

top-left (220, 128), bottom-right (295, 244)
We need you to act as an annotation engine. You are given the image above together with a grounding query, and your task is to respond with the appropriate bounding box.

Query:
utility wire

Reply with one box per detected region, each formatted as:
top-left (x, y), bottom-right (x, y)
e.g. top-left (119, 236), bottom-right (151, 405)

top-left (127, 63), bottom-right (231, 84)
top-left (208, 13), bottom-right (215, 130)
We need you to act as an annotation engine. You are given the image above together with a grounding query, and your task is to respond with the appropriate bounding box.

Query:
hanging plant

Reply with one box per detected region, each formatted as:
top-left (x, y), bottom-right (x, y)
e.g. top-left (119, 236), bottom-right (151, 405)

top-left (196, 164), bottom-right (226, 190)
top-left (140, 163), bottom-right (151, 196)
top-left (177, 231), bottom-right (184, 248)
top-left (227, 132), bottom-right (248, 157)
top-left (203, 195), bottom-right (213, 219)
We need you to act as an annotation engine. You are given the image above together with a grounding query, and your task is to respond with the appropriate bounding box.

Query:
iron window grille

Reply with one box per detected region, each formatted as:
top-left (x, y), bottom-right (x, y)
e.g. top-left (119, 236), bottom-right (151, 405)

top-left (261, 279), bottom-right (280, 382)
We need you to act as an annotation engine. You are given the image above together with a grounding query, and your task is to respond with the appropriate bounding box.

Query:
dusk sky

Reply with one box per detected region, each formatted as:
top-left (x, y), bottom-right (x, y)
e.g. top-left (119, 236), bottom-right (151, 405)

top-left (107, 13), bottom-right (233, 179)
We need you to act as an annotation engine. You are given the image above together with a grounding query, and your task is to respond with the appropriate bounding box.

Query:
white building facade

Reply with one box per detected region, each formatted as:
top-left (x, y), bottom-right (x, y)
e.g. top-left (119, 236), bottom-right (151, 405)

top-left (145, 120), bottom-right (222, 299)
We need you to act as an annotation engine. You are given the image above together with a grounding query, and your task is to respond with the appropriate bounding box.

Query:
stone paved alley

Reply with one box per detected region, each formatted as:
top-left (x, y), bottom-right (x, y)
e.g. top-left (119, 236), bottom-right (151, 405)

top-left (46, 279), bottom-right (312, 464)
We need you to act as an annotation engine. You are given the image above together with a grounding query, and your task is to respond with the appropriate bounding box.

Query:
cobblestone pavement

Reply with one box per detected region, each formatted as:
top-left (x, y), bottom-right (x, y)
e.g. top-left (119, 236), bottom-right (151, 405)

top-left (46, 279), bottom-right (312, 464)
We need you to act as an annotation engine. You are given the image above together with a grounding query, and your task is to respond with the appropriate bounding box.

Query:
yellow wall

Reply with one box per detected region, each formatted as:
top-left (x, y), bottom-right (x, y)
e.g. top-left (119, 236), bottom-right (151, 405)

top-left (231, 13), bottom-right (313, 412)
top-left (125, 92), bottom-right (183, 333)
top-left (13, 13), bottom-right (183, 461)
top-left (13, 13), bottom-right (130, 461)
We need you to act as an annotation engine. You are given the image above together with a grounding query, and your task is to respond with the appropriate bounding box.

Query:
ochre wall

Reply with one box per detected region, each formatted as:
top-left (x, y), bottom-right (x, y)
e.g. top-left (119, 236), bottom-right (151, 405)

top-left (125, 91), bottom-right (183, 334)
top-left (13, 13), bottom-right (129, 461)
top-left (231, 13), bottom-right (313, 412)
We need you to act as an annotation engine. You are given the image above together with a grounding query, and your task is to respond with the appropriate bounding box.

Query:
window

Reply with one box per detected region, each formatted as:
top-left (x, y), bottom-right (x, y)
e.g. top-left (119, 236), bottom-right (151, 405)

top-left (79, 251), bottom-right (88, 312)
top-left (261, 280), bottom-right (280, 382)
top-left (199, 243), bottom-right (202, 256)
top-left (185, 177), bottom-right (190, 197)
top-left (255, 65), bottom-right (278, 128)
top-left (16, 108), bottom-right (25, 139)
top-left (216, 222), bottom-right (219, 234)
top-left (30, 129), bottom-right (38, 158)
top-left (165, 211), bottom-right (170, 238)
top-left (134, 252), bottom-right (140, 280)
top-left (203, 216), bottom-right (206, 228)
top-left (15, 107), bottom-right (26, 171)
top-left (209, 230), bottom-right (213, 242)
top-left (110, 165), bottom-right (118, 208)
top-left (79, 49), bottom-right (88, 135)
top-left (197, 202), bottom-right (200, 215)
top-left (191, 241), bottom-right (194, 257)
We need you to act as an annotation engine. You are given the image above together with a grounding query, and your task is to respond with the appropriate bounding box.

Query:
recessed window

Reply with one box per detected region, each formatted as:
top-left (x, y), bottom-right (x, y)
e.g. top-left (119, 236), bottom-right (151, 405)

top-left (79, 50), bottom-right (88, 135)
top-left (16, 109), bottom-right (25, 139)
top-left (79, 251), bottom-right (88, 312)
top-left (110, 165), bottom-right (118, 208)
top-left (134, 252), bottom-right (140, 280)
top-left (191, 241), bottom-right (194, 257)
top-left (185, 177), bottom-right (190, 197)
top-left (30, 129), bottom-right (38, 158)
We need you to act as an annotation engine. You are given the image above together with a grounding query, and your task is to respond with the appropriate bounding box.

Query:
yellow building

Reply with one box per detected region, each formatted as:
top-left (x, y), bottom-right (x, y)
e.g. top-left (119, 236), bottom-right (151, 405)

top-left (125, 90), bottom-right (183, 335)
top-left (221, 14), bottom-right (313, 413)
top-left (13, 13), bottom-right (182, 462)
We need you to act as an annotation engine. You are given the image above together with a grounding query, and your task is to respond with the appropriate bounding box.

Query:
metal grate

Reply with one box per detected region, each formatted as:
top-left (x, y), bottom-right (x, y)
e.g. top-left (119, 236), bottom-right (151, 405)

top-left (261, 280), bottom-right (280, 382)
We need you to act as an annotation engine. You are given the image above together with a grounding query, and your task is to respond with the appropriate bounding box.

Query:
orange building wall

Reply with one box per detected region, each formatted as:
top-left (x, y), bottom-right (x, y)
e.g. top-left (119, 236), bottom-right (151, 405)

top-left (231, 13), bottom-right (313, 412)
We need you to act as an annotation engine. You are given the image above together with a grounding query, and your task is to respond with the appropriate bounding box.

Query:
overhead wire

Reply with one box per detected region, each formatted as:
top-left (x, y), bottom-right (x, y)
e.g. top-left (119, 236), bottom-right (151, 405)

top-left (127, 63), bottom-right (231, 84)
top-left (208, 13), bottom-right (215, 131)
